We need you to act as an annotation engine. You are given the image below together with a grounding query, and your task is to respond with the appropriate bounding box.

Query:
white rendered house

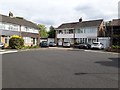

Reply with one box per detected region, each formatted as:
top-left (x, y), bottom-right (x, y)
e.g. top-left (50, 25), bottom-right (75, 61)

top-left (56, 19), bottom-right (105, 46)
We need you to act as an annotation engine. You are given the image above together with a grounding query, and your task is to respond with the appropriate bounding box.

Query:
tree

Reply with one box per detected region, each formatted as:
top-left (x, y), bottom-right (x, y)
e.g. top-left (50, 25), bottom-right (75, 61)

top-left (48, 26), bottom-right (56, 38)
top-left (38, 24), bottom-right (48, 38)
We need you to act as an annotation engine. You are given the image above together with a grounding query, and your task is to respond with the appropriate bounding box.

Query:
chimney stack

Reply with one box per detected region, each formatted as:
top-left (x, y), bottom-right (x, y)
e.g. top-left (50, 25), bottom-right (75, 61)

top-left (79, 17), bottom-right (82, 22)
top-left (9, 11), bottom-right (13, 18)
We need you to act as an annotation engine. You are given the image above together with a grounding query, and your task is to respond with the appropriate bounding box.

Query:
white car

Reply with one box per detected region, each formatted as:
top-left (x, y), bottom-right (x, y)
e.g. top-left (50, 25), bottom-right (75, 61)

top-left (0, 43), bottom-right (4, 49)
top-left (63, 42), bottom-right (71, 48)
top-left (49, 42), bottom-right (56, 47)
top-left (91, 42), bottom-right (104, 50)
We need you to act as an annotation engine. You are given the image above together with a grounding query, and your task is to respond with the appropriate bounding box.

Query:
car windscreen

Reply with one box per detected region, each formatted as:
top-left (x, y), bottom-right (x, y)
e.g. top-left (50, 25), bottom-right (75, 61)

top-left (64, 42), bottom-right (69, 43)
top-left (93, 43), bottom-right (99, 45)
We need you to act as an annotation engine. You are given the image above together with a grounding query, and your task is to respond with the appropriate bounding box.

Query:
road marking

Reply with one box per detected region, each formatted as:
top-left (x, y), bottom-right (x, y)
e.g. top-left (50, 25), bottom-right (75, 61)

top-left (0, 50), bottom-right (5, 52)
top-left (0, 51), bottom-right (18, 54)
top-left (84, 50), bottom-right (119, 55)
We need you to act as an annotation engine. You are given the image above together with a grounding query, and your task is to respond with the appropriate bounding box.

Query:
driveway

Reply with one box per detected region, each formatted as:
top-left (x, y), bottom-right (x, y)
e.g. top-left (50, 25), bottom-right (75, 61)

top-left (2, 49), bottom-right (119, 88)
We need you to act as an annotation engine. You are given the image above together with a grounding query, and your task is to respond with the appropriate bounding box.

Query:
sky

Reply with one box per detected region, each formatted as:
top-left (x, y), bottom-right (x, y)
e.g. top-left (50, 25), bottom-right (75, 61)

top-left (0, 0), bottom-right (119, 29)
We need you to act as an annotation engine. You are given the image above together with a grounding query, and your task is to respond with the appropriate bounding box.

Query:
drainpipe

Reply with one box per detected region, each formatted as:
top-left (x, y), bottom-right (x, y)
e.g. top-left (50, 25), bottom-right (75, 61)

top-left (38, 33), bottom-right (40, 46)
top-left (73, 29), bottom-right (75, 47)
top-left (20, 25), bottom-right (22, 37)
top-left (55, 30), bottom-right (58, 45)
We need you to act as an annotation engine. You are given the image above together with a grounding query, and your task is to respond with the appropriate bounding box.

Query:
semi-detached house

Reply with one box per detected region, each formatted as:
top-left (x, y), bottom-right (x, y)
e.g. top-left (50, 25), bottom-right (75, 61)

top-left (56, 19), bottom-right (105, 46)
top-left (0, 13), bottom-right (40, 46)
top-left (111, 19), bottom-right (120, 46)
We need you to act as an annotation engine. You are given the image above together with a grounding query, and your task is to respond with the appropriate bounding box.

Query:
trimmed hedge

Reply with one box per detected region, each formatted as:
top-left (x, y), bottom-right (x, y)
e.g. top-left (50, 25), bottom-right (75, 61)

top-left (9, 35), bottom-right (24, 49)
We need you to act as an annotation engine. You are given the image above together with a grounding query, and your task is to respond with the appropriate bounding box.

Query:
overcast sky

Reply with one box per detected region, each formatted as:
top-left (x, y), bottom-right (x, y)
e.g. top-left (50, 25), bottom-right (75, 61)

top-left (0, 0), bottom-right (119, 28)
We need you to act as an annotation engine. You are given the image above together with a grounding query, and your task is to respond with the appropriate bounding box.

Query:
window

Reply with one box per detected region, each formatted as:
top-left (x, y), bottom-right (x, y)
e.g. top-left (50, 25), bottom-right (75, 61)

top-left (33, 38), bottom-right (36, 44)
top-left (66, 30), bottom-right (69, 34)
top-left (76, 29), bottom-right (84, 34)
top-left (86, 27), bottom-right (97, 34)
top-left (77, 29), bottom-right (80, 33)
top-left (58, 30), bottom-right (63, 34)
top-left (24, 37), bottom-right (31, 44)
top-left (13, 25), bottom-right (19, 31)
top-left (4, 36), bottom-right (10, 44)
top-left (0, 23), bottom-right (5, 29)
top-left (5, 38), bottom-right (7, 43)
top-left (25, 27), bottom-right (29, 32)
top-left (80, 29), bottom-right (84, 33)
top-left (63, 30), bottom-right (66, 34)
top-left (69, 29), bottom-right (73, 34)
top-left (9, 25), bottom-right (13, 30)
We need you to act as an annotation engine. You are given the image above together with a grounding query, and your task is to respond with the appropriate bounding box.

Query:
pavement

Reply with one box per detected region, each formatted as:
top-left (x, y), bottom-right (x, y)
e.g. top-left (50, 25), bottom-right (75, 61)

top-left (0, 47), bottom-right (119, 55)
top-left (2, 49), bottom-right (119, 88)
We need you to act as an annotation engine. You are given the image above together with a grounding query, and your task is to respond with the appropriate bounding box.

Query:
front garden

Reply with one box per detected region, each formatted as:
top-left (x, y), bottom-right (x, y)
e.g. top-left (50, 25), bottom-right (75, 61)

top-left (8, 35), bottom-right (40, 50)
top-left (105, 45), bottom-right (120, 53)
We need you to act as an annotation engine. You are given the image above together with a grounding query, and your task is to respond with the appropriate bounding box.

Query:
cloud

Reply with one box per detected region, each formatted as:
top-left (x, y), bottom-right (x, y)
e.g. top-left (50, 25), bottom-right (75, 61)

top-left (0, 0), bottom-right (119, 28)
top-left (75, 4), bottom-right (107, 20)
top-left (74, 1), bottom-right (118, 21)
top-left (34, 19), bottom-right (55, 26)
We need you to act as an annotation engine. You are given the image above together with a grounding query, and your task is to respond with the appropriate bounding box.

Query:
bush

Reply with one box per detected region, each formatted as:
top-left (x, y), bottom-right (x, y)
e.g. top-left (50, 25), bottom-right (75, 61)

top-left (9, 35), bottom-right (24, 49)
top-left (112, 45), bottom-right (120, 49)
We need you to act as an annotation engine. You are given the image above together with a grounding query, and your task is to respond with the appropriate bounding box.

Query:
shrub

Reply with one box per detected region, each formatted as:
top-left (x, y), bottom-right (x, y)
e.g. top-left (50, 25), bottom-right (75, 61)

top-left (9, 35), bottom-right (24, 49)
top-left (112, 45), bottom-right (120, 49)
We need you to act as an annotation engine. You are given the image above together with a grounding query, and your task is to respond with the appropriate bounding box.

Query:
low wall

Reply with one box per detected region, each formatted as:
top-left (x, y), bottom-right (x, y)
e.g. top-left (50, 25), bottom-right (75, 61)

top-left (105, 48), bottom-right (120, 53)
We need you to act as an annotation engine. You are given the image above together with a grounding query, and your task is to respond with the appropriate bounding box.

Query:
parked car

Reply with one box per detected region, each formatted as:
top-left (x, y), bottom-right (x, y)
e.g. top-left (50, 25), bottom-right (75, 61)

top-left (63, 42), bottom-right (71, 48)
top-left (91, 42), bottom-right (104, 50)
top-left (40, 41), bottom-right (49, 47)
top-left (49, 42), bottom-right (56, 47)
top-left (78, 43), bottom-right (91, 49)
top-left (0, 42), bottom-right (4, 49)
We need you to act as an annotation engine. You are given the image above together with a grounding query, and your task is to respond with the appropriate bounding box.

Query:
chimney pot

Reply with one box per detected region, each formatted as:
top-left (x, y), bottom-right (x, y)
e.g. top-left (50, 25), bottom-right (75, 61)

top-left (79, 18), bottom-right (82, 22)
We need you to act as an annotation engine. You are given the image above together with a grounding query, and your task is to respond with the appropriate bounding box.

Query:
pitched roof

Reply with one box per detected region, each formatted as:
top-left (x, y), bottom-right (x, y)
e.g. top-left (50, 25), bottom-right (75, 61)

top-left (56, 19), bottom-right (103, 29)
top-left (111, 19), bottom-right (120, 26)
top-left (57, 22), bottom-right (78, 29)
top-left (0, 14), bottom-right (39, 29)
top-left (75, 19), bottom-right (103, 28)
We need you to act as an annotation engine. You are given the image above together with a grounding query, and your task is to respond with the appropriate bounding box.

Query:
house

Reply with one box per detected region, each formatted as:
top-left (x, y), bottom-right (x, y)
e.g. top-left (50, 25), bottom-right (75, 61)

top-left (0, 12), bottom-right (40, 46)
top-left (111, 19), bottom-right (120, 46)
top-left (55, 22), bottom-right (77, 46)
top-left (55, 18), bottom-right (105, 46)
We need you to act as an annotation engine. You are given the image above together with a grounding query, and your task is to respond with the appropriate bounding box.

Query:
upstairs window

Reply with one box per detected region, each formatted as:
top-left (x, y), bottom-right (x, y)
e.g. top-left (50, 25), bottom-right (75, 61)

top-left (69, 29), bottom-right (73, 34)
top-left (58, 30), bottom-right (63, 34)
top-left (9, 25), bottom-right (13, 30)
top-left (0, 23), bottom-right (5, 29)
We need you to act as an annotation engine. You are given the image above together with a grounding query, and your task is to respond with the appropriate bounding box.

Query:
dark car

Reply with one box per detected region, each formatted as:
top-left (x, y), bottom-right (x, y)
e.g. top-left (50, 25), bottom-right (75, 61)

top-left (49, 42), bottom-right (56, 47)
top-left (40, 41), bottom-right (49, 48)
top-left (76, 43), bottom-right (91, 49)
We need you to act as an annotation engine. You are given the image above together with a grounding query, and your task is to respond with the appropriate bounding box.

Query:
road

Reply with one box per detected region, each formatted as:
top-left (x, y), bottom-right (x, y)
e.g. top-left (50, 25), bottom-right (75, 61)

top-left (2, 49), bottom-right (119, 88)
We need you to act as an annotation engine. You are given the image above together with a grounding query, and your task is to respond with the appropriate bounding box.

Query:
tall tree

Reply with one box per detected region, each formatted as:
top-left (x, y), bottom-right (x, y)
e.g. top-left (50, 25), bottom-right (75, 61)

top-left (48, 26), bottom-right (56, 38)
top-left (38, 24), bottom-right (48, 38)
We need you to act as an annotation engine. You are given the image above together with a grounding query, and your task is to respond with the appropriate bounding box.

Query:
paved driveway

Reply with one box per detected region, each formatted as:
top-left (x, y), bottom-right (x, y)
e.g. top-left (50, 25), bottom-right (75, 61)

top-left (2, 49), bottom-right (119, 88)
